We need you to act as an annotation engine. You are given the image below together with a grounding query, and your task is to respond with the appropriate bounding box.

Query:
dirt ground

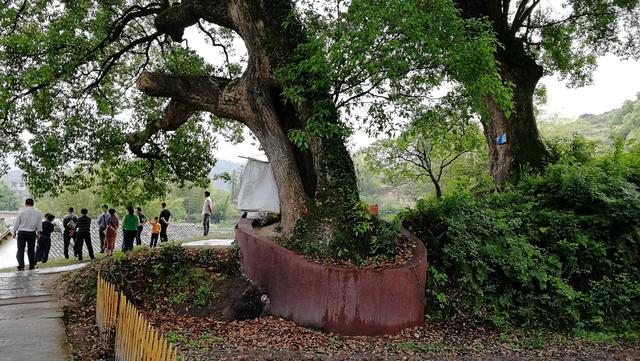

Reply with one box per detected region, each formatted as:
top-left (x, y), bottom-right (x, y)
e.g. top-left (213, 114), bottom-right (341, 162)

top-left (46, 258), bottom-right (640, 361)
top-left (53, 292), bottom-right (640, 360)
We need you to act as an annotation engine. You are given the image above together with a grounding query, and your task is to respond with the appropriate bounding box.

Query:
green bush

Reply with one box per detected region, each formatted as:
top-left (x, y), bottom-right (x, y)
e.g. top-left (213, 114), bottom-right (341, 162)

top-left (330, 202), bottom-right (400, 264)
top-left (75, 244), bottom-right (239, 310)
top-left (282, 201), bottom-right (400, 265)
top-left (546, 134), bottom-right (597, 165)
top-left (400, 160), bottom-right (640, 332)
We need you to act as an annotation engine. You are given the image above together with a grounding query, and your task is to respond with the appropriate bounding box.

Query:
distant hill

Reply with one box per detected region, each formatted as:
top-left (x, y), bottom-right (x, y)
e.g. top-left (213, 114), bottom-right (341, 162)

top-left (210, 159), bottom-right (243, 191)
top-left (539, 93), bottom-right (640, 144)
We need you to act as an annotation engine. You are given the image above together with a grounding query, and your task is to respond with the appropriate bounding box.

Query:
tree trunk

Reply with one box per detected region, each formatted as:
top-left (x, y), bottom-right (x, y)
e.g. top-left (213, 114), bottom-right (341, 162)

top-left (482, 38), bottom-right (548, 184)
top-left (455, 1), bottom-right (548, 183)
top-left (433, 181), bottom-right (442, 200)
top-left (135, 0), bottom-right (360, 239)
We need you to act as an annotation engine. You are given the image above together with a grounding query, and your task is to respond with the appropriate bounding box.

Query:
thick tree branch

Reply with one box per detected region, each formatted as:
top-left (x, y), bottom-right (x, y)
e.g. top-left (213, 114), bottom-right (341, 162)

top-left (521, 11), bottom-right (618, 30)
top-left (154, 0), bottom-right (234, 42)
top-left (511, 0), bottom-right (541, 33)
top-left (127, 100), bottom-right (194, 166)
top-left (136, 71), bottom-right (250, 122)
top-left (512, 0), bottom-right (532, 29)
top-left (502, 0), bottom-right (511, 25)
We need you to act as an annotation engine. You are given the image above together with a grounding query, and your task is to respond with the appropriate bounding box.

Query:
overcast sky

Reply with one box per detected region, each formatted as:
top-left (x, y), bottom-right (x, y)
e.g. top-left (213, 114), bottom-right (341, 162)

top-left (540, 54), bottom-right (640, 120)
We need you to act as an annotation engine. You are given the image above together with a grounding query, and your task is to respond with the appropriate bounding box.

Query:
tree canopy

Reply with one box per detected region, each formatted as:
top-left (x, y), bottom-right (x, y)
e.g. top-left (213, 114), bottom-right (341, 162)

top-left (0, 1), bottom-right (244, 204)
top-left (0, 0), bottom-right (515, 246)
top-left (1, 0), bottom-right (638, 245)
top-left (363, 114), bottom-right (483, 199)
top-left (451, 0), bottom-right (640, 182)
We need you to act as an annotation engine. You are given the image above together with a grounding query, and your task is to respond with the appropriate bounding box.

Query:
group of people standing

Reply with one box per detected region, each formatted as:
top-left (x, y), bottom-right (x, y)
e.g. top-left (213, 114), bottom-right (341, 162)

top-left (12, 199), bottom-right (172, 271)
top-left (64, 203), bottom-right (172, 257)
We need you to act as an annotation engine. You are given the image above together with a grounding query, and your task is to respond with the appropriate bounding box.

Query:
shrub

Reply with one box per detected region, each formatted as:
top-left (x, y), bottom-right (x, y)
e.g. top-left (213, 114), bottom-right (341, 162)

top-left (283, 201), bottom-right (400, 265)
top-left (400, 161), bottom-right (640, 332)
top-left (546, 135), bottom-right (597, 165)
top-left (330, 202), bottom-right (400, 264)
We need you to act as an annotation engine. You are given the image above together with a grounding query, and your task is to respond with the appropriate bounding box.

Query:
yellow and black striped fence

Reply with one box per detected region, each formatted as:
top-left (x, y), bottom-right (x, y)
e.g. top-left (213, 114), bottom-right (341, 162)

top-left (96, 274), bottom-right (179, 361)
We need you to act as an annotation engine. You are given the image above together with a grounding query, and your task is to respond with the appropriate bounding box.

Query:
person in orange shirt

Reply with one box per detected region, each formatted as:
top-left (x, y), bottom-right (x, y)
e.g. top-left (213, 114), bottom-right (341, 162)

top-left (149, 216), bottom-right (161, 248)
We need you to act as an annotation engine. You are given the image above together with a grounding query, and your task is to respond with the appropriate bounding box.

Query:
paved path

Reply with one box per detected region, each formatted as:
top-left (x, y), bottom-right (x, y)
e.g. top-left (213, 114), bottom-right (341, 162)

top-left (0, 226), bottom-right (234, 269)
top-left (182, 238), bottom-right (234, 249)
top-left (0, 265), bottom-right (84, 361)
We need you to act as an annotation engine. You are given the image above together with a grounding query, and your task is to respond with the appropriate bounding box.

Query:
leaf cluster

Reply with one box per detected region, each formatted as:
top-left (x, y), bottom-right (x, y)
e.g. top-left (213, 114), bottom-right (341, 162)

top-left (400, 142), bottom-right (640, 331)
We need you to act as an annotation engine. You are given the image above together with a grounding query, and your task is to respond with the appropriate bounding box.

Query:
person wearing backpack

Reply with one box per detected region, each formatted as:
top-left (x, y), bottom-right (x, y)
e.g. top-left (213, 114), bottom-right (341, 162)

top-left (62, 207), bottom-right (78, 259)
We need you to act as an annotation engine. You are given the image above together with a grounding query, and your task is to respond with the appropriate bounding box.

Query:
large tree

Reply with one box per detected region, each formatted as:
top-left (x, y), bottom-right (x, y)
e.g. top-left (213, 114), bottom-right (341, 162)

top-left (453, 0), bottom-right (640, 183)
top-left (0, 0), bottom-right (360, 240)
top-left (0, 1), bottom-right (508, 243)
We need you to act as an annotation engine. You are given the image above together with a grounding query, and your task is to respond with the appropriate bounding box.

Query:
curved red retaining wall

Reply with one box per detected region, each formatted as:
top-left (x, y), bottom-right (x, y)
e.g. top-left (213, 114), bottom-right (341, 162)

top-left (236, 219), bottom-right (428, 336)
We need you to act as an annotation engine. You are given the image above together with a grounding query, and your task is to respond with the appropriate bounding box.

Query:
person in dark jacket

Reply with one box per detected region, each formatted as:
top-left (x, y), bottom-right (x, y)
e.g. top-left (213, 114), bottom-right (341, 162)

top-left (36, 213), bottom-right (56, 264)
top-left (159, 202), bottom-right (171, 243)
top-left (62, 207), bottom-right (77, 259)
top-left (74, 208), bottom-right (95, 261)
top-left (135, 207), bottom-right (147, 246)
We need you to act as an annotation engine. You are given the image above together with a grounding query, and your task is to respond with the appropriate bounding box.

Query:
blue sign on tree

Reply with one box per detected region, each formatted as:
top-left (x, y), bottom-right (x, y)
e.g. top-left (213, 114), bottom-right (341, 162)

top-left (496, 133), bottom-right (507, 145)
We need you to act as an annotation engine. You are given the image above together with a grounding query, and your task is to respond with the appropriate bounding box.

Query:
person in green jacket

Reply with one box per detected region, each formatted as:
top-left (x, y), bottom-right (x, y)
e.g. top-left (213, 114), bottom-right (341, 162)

top-left (122, 206), bottom-right (138, 252)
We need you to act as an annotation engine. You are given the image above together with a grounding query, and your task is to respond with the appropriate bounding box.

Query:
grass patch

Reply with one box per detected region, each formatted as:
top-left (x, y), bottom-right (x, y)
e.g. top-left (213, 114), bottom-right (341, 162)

top-left (196, 332), bottom-right (224, 344)
top-left (574, 330), bottom-right (640, 345)
top-left (167, 331), bottom-right (225, 352)
top-left (0, 253), bottom-right (107, 272)
top-left (166, 331), bottom-right (187, 345)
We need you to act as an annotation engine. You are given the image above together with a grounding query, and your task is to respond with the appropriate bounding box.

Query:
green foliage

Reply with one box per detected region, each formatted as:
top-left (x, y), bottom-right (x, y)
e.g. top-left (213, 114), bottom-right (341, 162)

top-left (546, 135), bottom-right (597, 165)
top-left (330, 202), bottom-right (400, 264)
top-left (0, 1), bottom-right (244, 203)
top-left (0, 181), bottom-right (20, 211)
top-left (170, 292), bottom-right (188, 305)
top-left (281, 201), bottom-right (400, 265)
top-left (68, 243), bottom-right (238, 311)
top-left (279, 236), bottom-right (329, 260)
top-left (400, 149), bottom-right (640, 332)
top-left (166, 332), bottom-right (187, 345)
top-left (37, 185), bottom-right (104, 218)
top-left (288, 0), bottom-right (511, 135)
top-left (527, 1), bottom-right (640, 86)
top-left (363, 119), bottom-right (484, 199)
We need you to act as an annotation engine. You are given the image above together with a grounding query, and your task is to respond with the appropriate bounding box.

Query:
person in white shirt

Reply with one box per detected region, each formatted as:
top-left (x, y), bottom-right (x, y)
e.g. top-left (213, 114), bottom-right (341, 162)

top-left (202, 191), bottom-right (213, 236)
top-left (13, 198), bottom-right (43, 271)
